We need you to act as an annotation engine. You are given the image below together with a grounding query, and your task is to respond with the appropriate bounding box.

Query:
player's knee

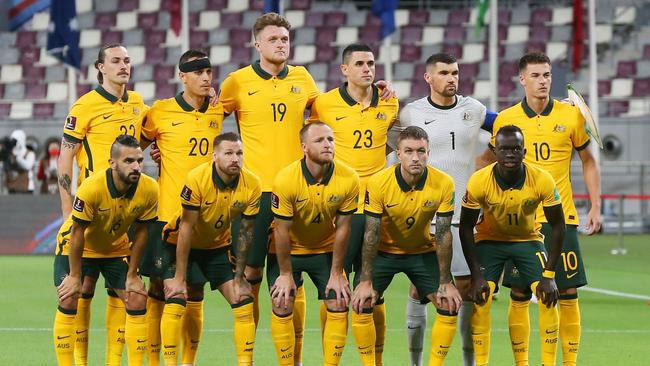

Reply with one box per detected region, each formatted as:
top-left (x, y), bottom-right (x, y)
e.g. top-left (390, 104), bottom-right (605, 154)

top-left (510, 287), bottom-right (532, 301)
top-left (272, 303), bottom-right (294, 317)
top-left (453, 276), bottom-right (473, 300)
top-left (409, 283), bottom-right (420, 299)
top-left (59, 295), bottom-right (79, 309)
top-left (81, 292), bottom-right (94, 299)
top-left (187, 284), bottom-right (204, 301)
top-left (125, 293), bottom-right (147, 311)
top-left (324, 300), bottom-right (348, 313)
top-left (245, 266), bottom-right (263, 282)
top-left (559, 287), bottom-right (578, 297)
top-left (81, 276), bottom-right (98, 293)
top-left (147, 278), bottom-right (165, 301)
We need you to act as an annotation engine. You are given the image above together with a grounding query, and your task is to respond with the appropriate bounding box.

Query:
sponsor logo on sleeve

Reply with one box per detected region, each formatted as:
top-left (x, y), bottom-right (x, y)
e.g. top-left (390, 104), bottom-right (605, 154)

top-left (553, 188), bottom-right (561, 202)
top-left (364, 191), bottom-right (370, 205)
top-left (271, 193), bottom-right (280, 209)
top-left (462, 191), bottom-right (468, 204)
top-left (73, 197), bottom-right (85, 212)
top-left (65, 116), bottom-right (77, 130)
top-left (180, 186), bottom-right (192, 201)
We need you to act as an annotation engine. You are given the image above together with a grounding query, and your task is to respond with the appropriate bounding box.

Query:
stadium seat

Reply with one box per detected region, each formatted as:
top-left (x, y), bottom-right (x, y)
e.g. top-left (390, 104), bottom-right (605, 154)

top-left (79, 29), bottom-right (102, 48)
top-left (25, 83), bottom-right (47, 99)
top-left (315, 46), bottom-right (337, 62)
top-left (459, 63), bottom-right (479, 82)
top-left (442, 44), bottom-right (463, 60)
top-left (530, 7), bottom-right (552, 25)
top-left (190, 30), bottom-right (210, 48)
top-left (47, 83), bottom-right (68, 101)
top-left (76, 84), bottom-right (93, 97)
top-left (617, 61), bottom-right (637, 78)
top-left (205, 0), bottom-right (227, 10)
top-left (227, 0), bottom-right (248, 12)
top-left (506, 25), bottom-right (529, 43)
top-left (324, 12), bottom-right (347, 27)
top-left (292, 45), bottom-right (316, 65)
top-left (155, 81), bottom-right (177, 100)
top-left (306, 62), bottom-right (327, 81)
top-left (221, 12), bottom-right (243, 28)
top-left (421, 26), bottom-right (444, 45)
top-left (375, 63), bottom-right (385, 80)
top-left (19, 48), bottom-right (40, 65)
top-left (336, 27), bottom-right (358, 45)
top-left (400, 45), bottom-right (421, 63)
top-left (550, 7), bottom-right (572, 25)
top-left (551, 25), bottom-right (572, 43)
top-left (289, 0), bottom-right (311, 11)
top-left (210, 45), bottom-right (231, 64)
top-left (643, 45), bottom-right (650, 60)
top-left (632, 78), bottom-right (650, 96)
top-left (596, 24), bottom-right (613, 43)
top-left (145, 30), bottom-right (167, 48)
top-left (358, 26), bottom-right (381, 47)
top-left (393, 81), bottom-right (411, 100)
top-left (138, 12), bottom-right (159, 29)
top-left (45, 66), bottom-right (66, 83)
top-left (529, 25), bottom-right (551, 43)
top-left (16, 31), bottom-right (36, 47)
top-left (198, 11), bottom-right (221, 29)
top-left (76, 0), bottom-right (93, 13)
top-left (230, 28), bottom-right (252, 46)
top-left (461, 44), bottom-right (484, 63)
top-left (499, 79), bottom-right (516, 97)
top-left (28, 12), bottom-right (50, 31)
top-left (33, 103), bottom-right (55, 118)
top-left (305, 12), bottom-right (324, 27)
top-left (409, 9), bottom-right (429, 24)
top-left (4, 83), bottom-right (25, 100)
top-left (428, 9), bottom-right (448, 26)
top-left (0, 103), bottom-right (10, 117)
top-left (607, 100), bottom-right (628, 116)
top-left (285, 10), bottom-right (305, 28)
top-left (613, 6), bottom-right (636, 24)
top-left (37, 48), bottom-right (59, 66)
top-left (448, 9), bottom-right (470, 26)
top-left (0, 33), bottom-right (16, 48)
top-left (444, 26), bottom-right (465, 44)
top-left (0, 65), bottom-right (21, 84)
top-left (609, 78), bottom-right (633, 98)
top-left (621, 99), bottom-right (647, 117)
top-left (498, 60), bottom-right (518, 81)
top-left (135, 81), bottom-right (156, 101)
top-left (248, 0), bottom-right (264, 11)
top-left (139, 0), bottom-right (161, 12)
top-left (293, 27), bottom-right (315, 45)
top-left (458, 79), bottom-right (474, 96)
top-left (598, 80), bottom-right (611, 96)
top-left (145, 47), bottom-right (166, 64)
top-left (473, 80), bottom-right (492, 100)
top-left (326, 63), bottom-right (342, 82)
top-left (400, 26), bottom-right (422, 45)
top-left (22, 66), bottom-right (44, 82)
top-left (546, 42), bottom-right (567, 61)
top-left (118, 0), bottom-right (138, 11)
top-left (102, 30), bottom-right (123, 45)
top-left (131, 64), bottom-right (153, 82)
top-left (394, 62), bottom-right (414, 81)
top-left (525, 41), bottom-right (546, 54)
top-left (128, 46), bottom-right (146, 65)
top-left (115, 11), bottom-right (138, 30)
top-left (154, 65), bottom-right (175, 82)
top-left (231, 46), bottom-right (251, 64)
top-left (10, 101), bottom-right (33, 119)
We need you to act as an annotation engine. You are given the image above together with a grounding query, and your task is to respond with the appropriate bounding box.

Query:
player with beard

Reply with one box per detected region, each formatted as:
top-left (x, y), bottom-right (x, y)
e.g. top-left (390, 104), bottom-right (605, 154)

top-left (53, 135), bottom-right (158, 366)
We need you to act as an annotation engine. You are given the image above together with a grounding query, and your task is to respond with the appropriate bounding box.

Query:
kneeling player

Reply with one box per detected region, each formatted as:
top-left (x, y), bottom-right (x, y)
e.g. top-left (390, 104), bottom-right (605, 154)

top-left (159, 133), bottom-right (259, 365)
top-left (54, 135), bottom-right (159, 366)
top-left (352, 126), bottom-right (463, 366)
top-left (459, 125), bottom-right (565, 366)
top-left (268, 122), bottom-right (359, 366)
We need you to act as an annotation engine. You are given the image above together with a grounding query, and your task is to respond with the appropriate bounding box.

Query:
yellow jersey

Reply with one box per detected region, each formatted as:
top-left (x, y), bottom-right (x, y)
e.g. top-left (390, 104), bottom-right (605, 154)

top-left (63, 86), bottom-right (148, 183)
top-left (271, 159), bottom-right (359, 254)
top-left (141, 93), bottom-right (223, 222)
top-left (462, 162), bottom-right (562, 243)
top-left (364, 165), bottom-right (455, 254)
top-left (219, 61), bottom-right (320, 191)
top-left (56, 169), bottom-right (159, 257)
top-left (490, 99), bottom-right (589, 225)
top-left (309, 83), bottom-right (399, 210)
top-left (163, 161), bottom-right (261, 250)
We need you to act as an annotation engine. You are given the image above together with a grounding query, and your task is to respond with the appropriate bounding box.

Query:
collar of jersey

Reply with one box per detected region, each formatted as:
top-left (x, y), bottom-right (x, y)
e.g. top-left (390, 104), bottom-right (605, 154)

top-left (492, 163), bottom-right (526, 190)
top-left (338, 82), bottom-right (379, 108)
top-left (175, 92), bottom-right (209, 113)
top-left (521, 97), bottom-right (554, 118)
top-left (394, 164), bottom-right (427, 192)
top-left (301, 158), bottom-right (334, 185)
top-left (95, 85), bottom-right (129, 103)
top-left (427, 95), bottom-right (457, 110)
top-left (252, 60), bottom-right (289, 80)
top-left (106, 168), bottom-right (138, 199)
top-left (212, 164), bottom-right (239, 189)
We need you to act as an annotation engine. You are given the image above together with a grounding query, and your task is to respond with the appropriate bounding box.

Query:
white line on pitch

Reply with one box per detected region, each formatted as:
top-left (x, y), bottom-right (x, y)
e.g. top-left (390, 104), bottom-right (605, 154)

top-left (582, 286), bottom-right (650, 301)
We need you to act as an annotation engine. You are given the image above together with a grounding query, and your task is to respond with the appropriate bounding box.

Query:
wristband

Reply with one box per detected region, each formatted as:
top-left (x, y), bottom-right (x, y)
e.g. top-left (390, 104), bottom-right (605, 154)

top-left (542, 270), bottom-right (555, 279)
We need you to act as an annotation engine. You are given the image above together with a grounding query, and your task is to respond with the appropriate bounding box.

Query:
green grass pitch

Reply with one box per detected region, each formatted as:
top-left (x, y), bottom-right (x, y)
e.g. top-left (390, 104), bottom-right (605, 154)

top-left (1, 234), bottom-right (648, 365)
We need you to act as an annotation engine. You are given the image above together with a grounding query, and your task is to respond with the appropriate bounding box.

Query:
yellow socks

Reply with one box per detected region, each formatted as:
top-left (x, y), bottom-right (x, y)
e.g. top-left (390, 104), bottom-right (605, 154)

top-left (147, 296), bottom-right (165, 366)
top-left (53, 306), bottom-right (76, 366)
top-left (232, 300), bottom-right (256, 365)
top-left (105, 292), bottom-right (126, 366)
top-left (125, 309), bottom-right (148, 365)
top-left (428, 310), bottom-right (458, 366)
top-left (74, 295), bottom-right (92, 366)
top-left (181, 300), bottom-right (203, 365)
top-left (161, 301), bottom-right (186, 366)
top-left (373, 300), bottom-right (387, 366)
top-left (322, 308), bottom-right (348, 365)
top-left (271, 311), bottom-right (295, 365)
top-left (472, 281), bottom-right (496, 366)
top-left (352, 310), bottom-right (376, 366)
top-left (559, 296), bottom-right (580, 366)
top-left (250, 278), bottom-right (262, 328)
top-left (293, 285), bottom-right (306, 364)
top-left (509, 293), bottom-right (532, 366)
top-left (319, 300), bottom-right (327, 338)
top-left (537, 290), bottom-right (559, 366)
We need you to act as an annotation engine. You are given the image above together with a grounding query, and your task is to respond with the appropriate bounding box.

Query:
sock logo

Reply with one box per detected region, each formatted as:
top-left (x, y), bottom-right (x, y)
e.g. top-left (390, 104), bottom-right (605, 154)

top-left (334, 345), bottom-right (344, 349)
top-left (545, 329), bottom-right (558, 334)
top-left (76, 330), bottom-right (87, 334)
top-left (568, 341), bottom-right (579, 346)
top-left (57, 335), bottom-right (70, 340)
top-left (280, 346), bottom-right (291, 352)
top-left (246, 341), bottom-right (255, 345)
top-left (511, 341), bottom-right (524, 346)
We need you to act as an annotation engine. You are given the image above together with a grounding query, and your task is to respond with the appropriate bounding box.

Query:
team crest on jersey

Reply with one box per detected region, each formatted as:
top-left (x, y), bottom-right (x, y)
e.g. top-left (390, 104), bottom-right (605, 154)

top-left (210, 120), bottom-right (219, 129)
top-left (271, 193), bottom-right (280, 209)
top-left (65, 116), bottom-right (77, 130)
top-left (232, 201), bottom-right (246, 209)
top-left (463, 111), bottom-right (472, 121)
top-left (553, 124), bottom-right (567, 133)
top-left (180, 186), bottom-right (192, 201)
top-left (73, 197), bottom-right (85, 212)
top-left (133, 107), bottom-right (140, 115)
top-left (376, 112), bottom-right (387, 121)
top-left (290, 86), bottom-right (301, 94)
top-left (423, 200), bottom-right (436, 208)
top-left (132, 204), bottom-right (143, 213)
top-left (328, 195), bottom-right (342, 204)
top-left (524, 199), bottom-right (538, 207)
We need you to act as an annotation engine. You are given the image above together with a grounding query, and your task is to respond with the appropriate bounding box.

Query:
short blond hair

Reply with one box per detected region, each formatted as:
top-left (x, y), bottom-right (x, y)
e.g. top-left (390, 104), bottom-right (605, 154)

top-left (253, 12), bottom-right (291, 39)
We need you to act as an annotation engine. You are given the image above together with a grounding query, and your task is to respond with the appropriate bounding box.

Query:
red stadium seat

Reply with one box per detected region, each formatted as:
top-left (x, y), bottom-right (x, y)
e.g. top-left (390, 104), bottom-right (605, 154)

top-left (0, 103), bottom-right (10, 117)
top-left (315, 27), bottom-right (337, 45)
top-left (16, 31), bottom-right (36, 46)
top-left (138, 13), bottom-right (159, 29)
top-left (375, 63), bottom-right (385, 80)
top-left (413, 64), bottom-right (426, 79)
top-left (525, 41), bottom-right (546, 53)
top-left (459, 63), bottom-right (479, 81)
top-left (448, 9), bottom-right (470, 25)
top-left (249, 0), bottom-right (265, 11)
top-left (410, 79), bottom-right (430, 97)
top-left (644, 45), bottom-right (650, 60)
top-left (598, 80), bottom-right (611, 96)
top-left (95, 12), bottom-right (117, 28)
top-left (327, 63), bottom-right (342, 81)
top-left (632, 78), bottom-right (650, 96)
top-left (444, 26), bottom-right (466, 44)
top-left (400, 45), bottom-right (421, 62)
top-left (530, 7), bottom-right (552, 25)
top-left (190, 30), bottom-right (210, 48)
top-left (118, 0), bottom-right (138, 11)
top-left (458, 79), bottom-right (474, 96)
top-left (154, 65), bottom-right (175, 81)
top-left (498, 9), bottom-right (512, 25)
top-left (155, 82), bottom-right (177, 99)
top-left (146, 47), bottom-right (166, 64)
top-left (102, 30), bottom-right (123, 45)
top-left (409, 10), bottom-right (429, 25)
top-left (289, 0), bottom-right (311, 10)
top-left (358, 26), bottom-right (381, 47)
top-left (33, 103), bottom-right (55, 118)
top-left (607, 100), bottom-right (628, 116)
top-left (442, 44), bottom-right (463, 59)
top-left (230, 47), bottom-right (251, 64)
top-left (19, 47), bottom-right (40, 65)
top-left (23, 66), bottom-right (45, 82)
top-left (529, 25), bottom-right (551, 43)
top-left (498, 80), bottom-right (516, 97)
top-left (230, 29), bottom-right (252, 46)
top-left (220, 12), bottom-right (243, 28)
top-left (305, 12), bottom-right (324, 27)
top-left (616, 61), bottom-right (637, 78)
top-left (326, 80), bottom-right (339, 91)
top-left (145, 30), bottom-right (166, 46)
top-left (400, 26), bottom-right (423, 45)
top-left (206, 0), bottom-right (228, 10)
top-left (323, 12), bottom-right (346, 27)
top-left (0, 84), bottom-right (4, 99)
top-left (498, 60), bottom-right (519, 80)
top-left (25, 83), bottom-right (47, 99)
top-left (315, 46), bottom-right (337, 62)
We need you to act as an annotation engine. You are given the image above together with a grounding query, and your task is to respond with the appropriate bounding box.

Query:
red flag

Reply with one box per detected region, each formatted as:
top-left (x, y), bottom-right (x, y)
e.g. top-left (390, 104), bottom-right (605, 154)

top-left (572, 0), bottom-right (584, 73)
top-left (170, 0), bottom-right (181, 36)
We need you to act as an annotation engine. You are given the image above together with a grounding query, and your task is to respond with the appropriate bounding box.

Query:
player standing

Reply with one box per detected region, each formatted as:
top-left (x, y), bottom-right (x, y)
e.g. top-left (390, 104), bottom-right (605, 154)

top-left (53, 135), bottom-right (158, 366)
top-left (460, 125), bottom-right (565, 366)
top-left (56, 44), bottom-right (148, 366)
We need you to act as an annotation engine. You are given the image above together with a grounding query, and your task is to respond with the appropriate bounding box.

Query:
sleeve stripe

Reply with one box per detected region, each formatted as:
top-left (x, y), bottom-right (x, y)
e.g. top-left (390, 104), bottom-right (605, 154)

top-left (364, 210), bottom-right (382, 218)
top-left (437, 211), bottom-right (454, 217)
top-left (241, 213), bottom-right (258, 219)
top-left (63, 133), bottom-right (82, 143)
top-left (71, 216), bottom-right (91, 225)
top-left (575, 139), bottom-right (591, 151)
top-left (272, 213), bottom-right (293, 220)
top-left (542, 203), bottom-right (562, 209)
top-left (337, 209), bottom-right (356, 216)
top-left (136, 216), bottom-right (158, 223)
top-left (181, 204), bottom-right (200, 211)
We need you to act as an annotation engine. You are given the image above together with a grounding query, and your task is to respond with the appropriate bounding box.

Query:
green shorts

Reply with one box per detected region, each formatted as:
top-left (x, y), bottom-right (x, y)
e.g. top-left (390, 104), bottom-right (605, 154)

top-left (266, 253), bottom-right (336, 300)
top-left (231, 192), bottom-right (273, 270)
top-left (355, 251), bottom-right (440, 304)
top-left (344, 213), bottom-right (366, 275)
top-left (503, 224), bottom-right (587, 290)
top-left (160, 243), bottom-right (235, 291)
top-left (140, 221), bottom-right (167, 277)
top-left (477, 240), bottom-right (547, 291)
top-left (53, 254), bottom-right (129, 289)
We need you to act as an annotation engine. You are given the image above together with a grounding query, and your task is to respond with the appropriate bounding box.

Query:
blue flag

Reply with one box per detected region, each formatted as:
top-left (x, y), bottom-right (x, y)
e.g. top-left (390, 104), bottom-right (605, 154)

top-left (46, 0), bottom-right (80, 69)
top-left (371, 0), bottom-right (398, 39)
top-left (8, 0), bottom-right (50, 31)
top-left (264, 0), bottom-right (280, 14)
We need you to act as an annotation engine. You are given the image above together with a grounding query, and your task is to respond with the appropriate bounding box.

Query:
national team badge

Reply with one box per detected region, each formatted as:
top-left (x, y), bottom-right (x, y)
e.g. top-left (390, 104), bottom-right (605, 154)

top-left (328, 195), bottom-right (342, 203)
top-left (553, 124), bottom-right (567, 133)
top-left (133, 107), bottom-right (140, 115)
top-left (290, 86), bottom-right (301, 94)
top-left (463, 111), bottom-right (472, 121)
top-left (180, 186), bottom-right (192, 201)
top-left (65, 116), bottom-right (77, 130)
top-left (73, 197), bottom-right (85, 212)
top-left (376, 112), bottom-right (387, 120)
top-left (210, 121), bottom-right (218, 129)
top-left (232, 201), bottom-right (246, 209)
top-left (423, 200), bottom-right (435, 208)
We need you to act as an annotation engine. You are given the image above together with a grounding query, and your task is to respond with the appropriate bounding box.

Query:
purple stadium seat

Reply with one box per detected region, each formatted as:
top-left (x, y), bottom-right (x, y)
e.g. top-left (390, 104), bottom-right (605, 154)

top-left (16, 31), bottom-right (36, 46)
top-left (103, 30), bottom-right (123, 45)
top-left (458, 80), bottom-right (474, 96)
top-left (448, 9), bottom-right (470, 25)
top-left (305, 12), bottom-right (324, 27)
top-left (118, 0), bottom-right (138, 11)
top-left (146, 47), bottom-right (166, 64)
top-left (359, 26), bottom-right (381, 47)
top-left (315, 46), bottom-right (337, 62)
top-left (221, 13), bottom-right (243, 28)
top-left (0, 84), bottom-right (3, 98)
top-left (189, 12), bottom-right (199, 27)
top-left (459, 63), bottom-right (479, 81)
top-left (33, 103), bottom-right (54, 118)
top-left (23, 66), bottom-right (45, 82)
top-left (249, 0), bottom-right (264, 11)
top-left (607, 101), bottom-right (628, 116)
top-left (138, 13), bottom-right (158, 29)
top-left (442, 44), bottom-right (463, 59)
top-left (289, 0), bottom-right (311, 10)
top-left (327, 63), bottom-right (342, 81)
top-left (326, 80), bottom-right (339, 91)
top-left (616, 61), bottom-right (637, 78)
top-left (145, 30), bottom-right (166, 46)
top-left (231, 47), bottom-right (251, 64)
top-left (632, 78), bottom-right (650, 96)
top-left (156, 82), bottom-right (177, 99)
top-left (498, 25), bottom-right (508, 41)
top-left (0, 104), bottom-right (10, 117)
top-left (444, 26), bottom-right (466, 44)
top-left (190, 30), bottom-right (210, 48)
top-left (529, 25), bottom-right (551, 43)
top-left (401, 26), bottom-right (423, 45)
top-left (498, 9), bottom-right (512, 25)
top-left (499, 80), bottom-right (516, 97)
top-left (400, 45), bottom-right (421, 62)
top-left (366, 12), bottom-right (382, 27)
top-left (526, 42), bottom-right (546, 53)
top-left (410, 80), bottom-right (430, 97)
top-left (324, 12), bottom-right (346, 27)
top-left (315, 27), bottom-right (337, 45)
top-left (375, 64), bottom-right (385, 80)
top-left (598, 80), bottom-right (611, 96)
top-left (644, 45), bottom-right (650, 60)
top-left (530, 8), bottom-right (552, 25)
top-left (95, 12), bottom-right (117, 28)
top-left (499, 61), bottom-right (519, 80)
top-left (154, 65), bottom-right (175, 81)
top-left (19, 47), bottom-right (40, 65)
top-left (25, 83), bottom-right (47, 99)
top-left (77, 84), bottom-right (92, 97)
top-left (206, 0), bottom-right (227, 10)
top-left (409, 10), bottom-right (429, 25)
top-left (230, 29), bottom-right (252, 45)
top-left (413, 64), bottom-right (426, 79)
